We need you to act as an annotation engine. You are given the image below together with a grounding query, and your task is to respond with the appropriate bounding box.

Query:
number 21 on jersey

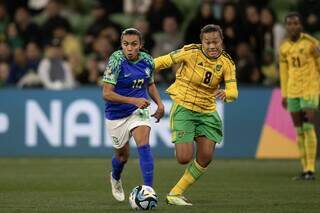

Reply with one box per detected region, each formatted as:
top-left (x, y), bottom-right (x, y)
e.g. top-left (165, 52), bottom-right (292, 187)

top-left (291, 56), bottom-right (301, 67)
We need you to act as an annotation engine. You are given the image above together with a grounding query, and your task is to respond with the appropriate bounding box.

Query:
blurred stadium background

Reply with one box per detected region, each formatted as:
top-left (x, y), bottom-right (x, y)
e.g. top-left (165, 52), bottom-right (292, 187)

top-left (0, 0), bottom-right (319, 212)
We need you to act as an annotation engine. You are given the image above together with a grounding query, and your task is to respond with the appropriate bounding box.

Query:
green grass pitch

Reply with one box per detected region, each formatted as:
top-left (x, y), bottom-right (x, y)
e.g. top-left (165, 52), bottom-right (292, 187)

top-left (0, 158), bottom-right (319, 212)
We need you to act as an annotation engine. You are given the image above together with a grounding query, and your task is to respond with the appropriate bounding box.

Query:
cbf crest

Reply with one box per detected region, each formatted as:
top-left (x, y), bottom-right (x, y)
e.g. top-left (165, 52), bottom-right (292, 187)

top-left (112, 136), bottom-right (120, 146)
top-left (145, 67), bottom-right (151, 78)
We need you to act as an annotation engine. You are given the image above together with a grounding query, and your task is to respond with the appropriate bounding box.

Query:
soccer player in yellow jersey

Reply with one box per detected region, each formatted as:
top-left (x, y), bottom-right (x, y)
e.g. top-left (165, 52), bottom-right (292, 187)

top-left (155, 24), bottom-right (238, 205)
top-left (279, 12), bottom-right (320, 180)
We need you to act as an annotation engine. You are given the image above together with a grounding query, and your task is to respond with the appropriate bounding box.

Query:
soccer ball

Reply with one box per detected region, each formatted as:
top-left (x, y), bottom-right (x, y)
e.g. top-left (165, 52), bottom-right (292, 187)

top-left (129, 185), bottom-right (158, 210)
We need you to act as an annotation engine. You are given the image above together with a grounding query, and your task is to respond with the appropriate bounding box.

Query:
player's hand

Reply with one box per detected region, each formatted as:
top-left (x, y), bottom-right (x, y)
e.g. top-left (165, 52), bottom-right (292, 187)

top-left (214, 89), bottom-right (226, 101)
top-left (151, 103), bottom-right (165, 123)
top-left (133, 98), bottom-right (150, 109)
top-left (281, 98), bottom-right (287, 109)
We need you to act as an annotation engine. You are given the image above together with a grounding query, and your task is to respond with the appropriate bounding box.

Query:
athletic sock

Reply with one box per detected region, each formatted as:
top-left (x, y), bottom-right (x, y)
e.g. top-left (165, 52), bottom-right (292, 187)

top-left (137, 144), bottom-right (154, 187)
top-left (296, 127), bottom-right (307, 172)
top-left (303, 123), bottom-right (317, 173)
top-left (111, 155), bottom-right (125, 181)
top-left (169, 160), bottom-right (207, 195)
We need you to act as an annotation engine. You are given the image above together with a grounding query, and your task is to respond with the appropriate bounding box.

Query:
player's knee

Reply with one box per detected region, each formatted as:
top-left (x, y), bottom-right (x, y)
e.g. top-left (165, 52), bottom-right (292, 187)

top-left (302, 111), bottom-right (316, 124)
top-left (116, 152), bottom-right (129, 162)
top-left (302, 122), bottom-right (315, 131)
top-left (177, 158), bottom-right (191, 165)
top-left (176, 154), bottom-right (193, 165)
top-left (137, 139), bottom-right (149, 147)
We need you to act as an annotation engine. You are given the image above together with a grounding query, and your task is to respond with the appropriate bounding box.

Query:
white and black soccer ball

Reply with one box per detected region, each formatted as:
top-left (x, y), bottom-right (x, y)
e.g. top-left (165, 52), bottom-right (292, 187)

top-left (129, 185), bottom-right (158, 210)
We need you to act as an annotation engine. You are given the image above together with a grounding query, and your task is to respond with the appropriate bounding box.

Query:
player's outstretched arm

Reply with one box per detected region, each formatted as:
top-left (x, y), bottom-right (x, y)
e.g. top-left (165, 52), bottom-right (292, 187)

top-left (147, 83), bottom-right (164, 122)
top-left (154, 54), bottom-right (174, 72)
top-left (102, 83), bottom-right (150, 109)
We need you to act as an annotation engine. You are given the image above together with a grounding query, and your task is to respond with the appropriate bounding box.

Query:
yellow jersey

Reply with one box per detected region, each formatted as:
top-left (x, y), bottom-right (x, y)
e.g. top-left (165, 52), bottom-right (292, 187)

top-left (279, 33), bottom-right (320, 98)
top-left (155, 44), bottom-right (238, 113)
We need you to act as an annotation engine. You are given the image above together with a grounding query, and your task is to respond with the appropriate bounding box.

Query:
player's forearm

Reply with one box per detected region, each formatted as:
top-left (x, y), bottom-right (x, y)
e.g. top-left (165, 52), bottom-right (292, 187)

top-left (316, 57), bottom-right (320, 75)
top-left (279, 81), bottom-right (287, 98)
top-left (224, 81), bottom-right (238, 103)
top-left (279, 62), bottom-right (288, 97)
top-left (103, 88), bottom-right (135, 105)
top-left (148, 83), bottom-right (163, 106)
top-left (154, 54), bottom-right (174, 71)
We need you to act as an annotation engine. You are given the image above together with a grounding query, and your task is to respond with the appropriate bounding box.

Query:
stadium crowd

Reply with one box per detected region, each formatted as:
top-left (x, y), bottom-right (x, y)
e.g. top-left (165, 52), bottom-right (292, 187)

top-left (0, 0), bottom-right (319, 89)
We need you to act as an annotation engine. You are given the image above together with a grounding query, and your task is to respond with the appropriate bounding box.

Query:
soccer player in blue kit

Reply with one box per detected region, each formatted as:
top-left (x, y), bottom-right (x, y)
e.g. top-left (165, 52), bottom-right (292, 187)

top-left (102, 28), bottom-right (164, 202)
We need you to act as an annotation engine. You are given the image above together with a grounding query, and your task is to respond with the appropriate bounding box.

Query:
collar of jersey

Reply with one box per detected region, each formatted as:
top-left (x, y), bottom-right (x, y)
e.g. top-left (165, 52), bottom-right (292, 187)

top-left (289, 33), bottom-right (304, 44)
top-left (126, 52), bottom-right (143, 64)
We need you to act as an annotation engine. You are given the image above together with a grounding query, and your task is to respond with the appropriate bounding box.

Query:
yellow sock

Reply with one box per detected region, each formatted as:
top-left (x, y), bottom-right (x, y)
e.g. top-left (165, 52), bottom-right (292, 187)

top-left (303, 123), bottom-right (317, 172)
top-left (296, 127), bottom-right (307, 172)
top-left (170, 160), bottom-right (207, 195)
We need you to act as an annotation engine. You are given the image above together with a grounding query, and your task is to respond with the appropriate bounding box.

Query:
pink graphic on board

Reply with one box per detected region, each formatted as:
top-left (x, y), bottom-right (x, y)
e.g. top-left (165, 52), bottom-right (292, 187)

top-left (264, 89), bottom-right (296, 141)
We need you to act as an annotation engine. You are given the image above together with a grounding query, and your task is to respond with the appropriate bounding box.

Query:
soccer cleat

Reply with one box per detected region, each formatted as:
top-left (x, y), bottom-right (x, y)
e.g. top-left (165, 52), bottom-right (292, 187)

top-left (292, 172), bottom-right (307, 181)
top-left (292, 171), bottom-right (316, 181)
top-left (110, 172), bottom-right (125, 202)
top-left (166, 194), bottom-right (193, 206)
top-left (303, 171), bottom-right (316, 180)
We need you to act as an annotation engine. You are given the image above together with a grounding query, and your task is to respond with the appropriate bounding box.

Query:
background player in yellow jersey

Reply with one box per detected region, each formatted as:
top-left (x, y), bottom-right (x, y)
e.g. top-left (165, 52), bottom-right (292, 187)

top-left (279, 12), bottom-right (320, 180)
top-left (155, 24), bottom-right (238, 206)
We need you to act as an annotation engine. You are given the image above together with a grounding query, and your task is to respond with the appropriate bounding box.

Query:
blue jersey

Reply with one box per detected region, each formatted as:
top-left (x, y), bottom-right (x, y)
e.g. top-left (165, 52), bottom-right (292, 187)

top-left (103, 50), bottom-right (155, 120)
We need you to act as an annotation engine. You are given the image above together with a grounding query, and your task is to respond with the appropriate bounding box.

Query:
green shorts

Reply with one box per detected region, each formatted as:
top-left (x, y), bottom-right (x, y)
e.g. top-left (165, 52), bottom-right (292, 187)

top-left (169, 103), bottom-right (223, 144)
top-left (287, 96), bottom-right (319, 112)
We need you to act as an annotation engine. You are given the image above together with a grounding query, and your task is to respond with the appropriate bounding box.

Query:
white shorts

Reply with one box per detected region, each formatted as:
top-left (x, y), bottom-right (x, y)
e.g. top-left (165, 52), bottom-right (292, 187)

top-left (106, 108), bottom-right (151, 149)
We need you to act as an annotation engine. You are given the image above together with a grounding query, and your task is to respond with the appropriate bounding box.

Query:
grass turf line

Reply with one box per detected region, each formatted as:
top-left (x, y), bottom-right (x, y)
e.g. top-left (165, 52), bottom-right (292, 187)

top-left (0, 158), bottom-right (319, 213)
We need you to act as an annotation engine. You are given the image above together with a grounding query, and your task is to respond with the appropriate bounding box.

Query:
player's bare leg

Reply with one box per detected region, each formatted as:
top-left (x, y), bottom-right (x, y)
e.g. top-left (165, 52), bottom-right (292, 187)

top-left (195, 136), bottom-right (215, 168)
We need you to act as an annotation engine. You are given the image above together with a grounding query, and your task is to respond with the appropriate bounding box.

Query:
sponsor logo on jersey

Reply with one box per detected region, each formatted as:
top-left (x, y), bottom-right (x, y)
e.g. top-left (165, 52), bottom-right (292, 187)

top-left (124, 73), bottom-right (131, 78)
top-left (197, 62), bottom-right (214, 72)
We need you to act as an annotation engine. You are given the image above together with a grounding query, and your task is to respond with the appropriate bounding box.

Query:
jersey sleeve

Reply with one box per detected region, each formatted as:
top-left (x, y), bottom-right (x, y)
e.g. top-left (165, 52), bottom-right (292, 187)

top-left (148, 59), bottom-right (155, 84)
top-left (102, 51), bottom-right (122, 85)
top-left (154, 46), bottom-right (189, 71)
top-left (141, 52), bottom-right (155, 84)
top-left (311, 40), bottom-right (320, 75)
top-left (279, 46), bottom-right (288, 98)
top-left (223, 59), bottom-right (238, 102)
